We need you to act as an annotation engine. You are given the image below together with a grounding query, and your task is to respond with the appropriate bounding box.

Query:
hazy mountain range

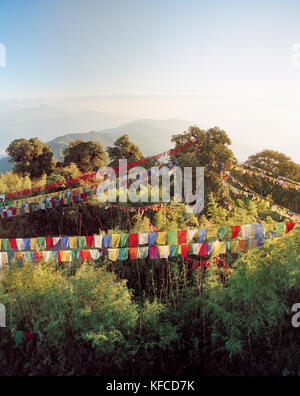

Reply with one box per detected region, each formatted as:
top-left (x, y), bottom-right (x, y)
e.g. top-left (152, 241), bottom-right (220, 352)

top-left (0, 98), bottom-right (298, 174)
top-left (0, 104), bottom-right (130, 147)
top-left (0, 115), bottom-right (191, 173)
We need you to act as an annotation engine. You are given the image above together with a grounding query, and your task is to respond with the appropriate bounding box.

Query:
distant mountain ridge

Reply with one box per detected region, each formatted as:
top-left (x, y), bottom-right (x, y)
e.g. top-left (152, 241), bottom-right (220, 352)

top-left (0, 119), bottom-right (190, 174)
top-left (0, 104), bottom-right (130, 146)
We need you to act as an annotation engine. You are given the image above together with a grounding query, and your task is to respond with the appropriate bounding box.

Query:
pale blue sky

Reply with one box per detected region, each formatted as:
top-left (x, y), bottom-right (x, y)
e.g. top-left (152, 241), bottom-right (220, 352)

top-left (0, 0), bottom-right (300, 98)
top-left (0, 0), bottom-right (300, 162)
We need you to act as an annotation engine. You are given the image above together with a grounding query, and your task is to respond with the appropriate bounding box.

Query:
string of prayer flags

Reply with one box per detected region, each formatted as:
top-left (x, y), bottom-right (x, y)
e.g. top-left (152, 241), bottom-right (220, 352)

top-left (0, 231), bottom-right (295, 267)
top-left (1, 222), bottom-right (297, 256)
top-left (234, 163), bottom-right (300, 193)
top-left (14, 330), bottom-right (40, 345)
top-left (226, 175), bottom-right (300, 221)
top-left (0, 183), bottom-right (98, 219)
top-left (0, 139), bottom-right (200, 202)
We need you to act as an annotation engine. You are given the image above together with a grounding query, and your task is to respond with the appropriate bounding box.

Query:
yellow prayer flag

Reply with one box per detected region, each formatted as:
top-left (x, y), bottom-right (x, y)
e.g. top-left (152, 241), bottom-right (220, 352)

top-left (69, 237), bottom-right (78, 249)
top-left (205, 228), bottom-right (219, 242)
top-left (111, 234), bottom-right (121, 248)
top-left (30, 238), bottom-right (38, 250)
top-left (108, 249), bottom-right (119, 261)
top-left (156, 232), bottom-right (167, 245)
top-left (212, 242), bottom-right (226, 256)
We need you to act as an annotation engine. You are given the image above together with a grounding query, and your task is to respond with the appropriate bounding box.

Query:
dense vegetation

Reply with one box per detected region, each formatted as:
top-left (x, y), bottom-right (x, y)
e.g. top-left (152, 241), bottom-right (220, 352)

top-left (0, 127), bottom-right (299, 376)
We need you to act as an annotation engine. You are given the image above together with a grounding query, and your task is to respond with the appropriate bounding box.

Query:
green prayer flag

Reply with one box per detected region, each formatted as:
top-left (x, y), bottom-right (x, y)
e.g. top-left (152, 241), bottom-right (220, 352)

top-left (37, 237), bottom-right (46, 250)
top-left (14, 330), bottom-right (24, 345)
top-left (275, 222), bottom-right (285, 235)
top-left (2, 239), bottom-right (10, 251)
top-left (218, 226), bottom-right (230, 241)
top-left (120, 234), bottom-right (129, 247)
top-left (71, 250), bottom-right (78, 262)
top-left (170, 245), bottom-right (179, 257)
top-left (139, 247), bottom-right (148, 259)
top-left (167, 231), bottom-right (178, 245)
top-left (227, 240), bottom-right (239, 253)
top-left (78, 236), bottom-right (87, 249)
top-left (119, 247), bottom-right (129, 260)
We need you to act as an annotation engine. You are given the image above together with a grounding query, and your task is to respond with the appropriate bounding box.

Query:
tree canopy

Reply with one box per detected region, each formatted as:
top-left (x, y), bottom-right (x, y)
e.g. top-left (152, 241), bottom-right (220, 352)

top-left (231, 150), bottom-right (300, 213)
top-left (107, 134), bottom-right (143, 167)
top-left (63, 140), bottom-right (108, 172)
top-left (171, 126), bottom-right (233, 169)
top-left (7, 138), bottom-right (55, 179)
top-left (170, 126), bottom-right (234, 197)
top-left (246, 150), bottom-right (300, 181)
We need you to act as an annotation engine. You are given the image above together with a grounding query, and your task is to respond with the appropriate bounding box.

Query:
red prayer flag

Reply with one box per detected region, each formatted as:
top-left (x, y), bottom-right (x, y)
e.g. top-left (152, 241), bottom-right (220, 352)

top-left (23, 331), bottom-right (36, 340)
top-left (57, 251), bottom-right (63, 263)
top-left (239, 240), bottom-right (249, 253)
top-left (46, 237), bottom-right (54, 249)
top-left (178, 230), bottom-right (188, 244)
top-left (85, 236), bottom-right (94, 248)
top-left (199, 243), bottom-right (208, 255)
top-left (129, 247), bottom-right (139, 260)
top-left (9, 239), bottom-right (17, 250)
top-left (231, 226), bottom-right (241, 240)
top-left (286, 221), bottom-right (295, 233)
top-left (181, 244), bottom-right (190, 258)
top-left (129, 233), bottom-right (138, 247)
top-left (80, 250), bottom-right (92, 260)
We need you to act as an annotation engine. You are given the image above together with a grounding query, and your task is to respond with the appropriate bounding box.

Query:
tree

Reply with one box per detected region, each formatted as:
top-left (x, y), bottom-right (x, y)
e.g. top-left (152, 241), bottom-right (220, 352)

top-left (246, 150), bottom-right (300, 181)
top-left (46, 163), bottom-right (81, 185)
top-left (107, 135), bottom-right (143, 167)
top-left (170, 126), bottom-right (234, 203)
top-left (232, 150), bottom-right (300, 212)
top-left (63, 140), bottom-right (108, 172)
top-left (171, 126), bottom-right (233, 169)
top-left (6, 138), bottom-right (55, 179)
